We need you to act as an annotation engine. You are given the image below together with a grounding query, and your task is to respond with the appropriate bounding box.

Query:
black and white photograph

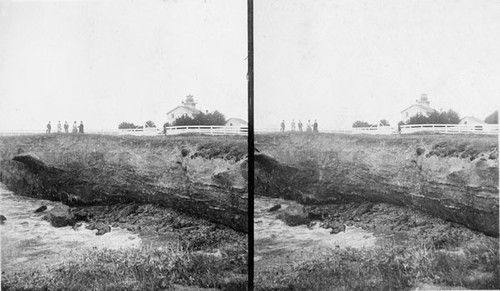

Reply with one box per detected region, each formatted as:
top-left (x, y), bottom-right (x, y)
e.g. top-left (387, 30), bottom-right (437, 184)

top-left (0, 0), bottom-right (248, 289)
top-left (253, 0), bottom-right (499, 290)
top-left (2, 0), bottom-right (500, 290)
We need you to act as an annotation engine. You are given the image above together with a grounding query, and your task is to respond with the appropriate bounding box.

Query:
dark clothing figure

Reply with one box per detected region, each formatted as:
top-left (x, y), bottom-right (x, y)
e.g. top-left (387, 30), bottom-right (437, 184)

top-left (298, 121), bottom-right (303, 132)
top-left (163, 124), bottom-right (168, 136)
top-left (280, 121), bottom-right (285, 132)
top-left (64, 122), bottom-right (69, 133)
top-left (78, 122), bottom-right (84, 134)
top-left (313, 121), bottom-right (318, 132)
top-left (46, 122), bottom-right (51, 133)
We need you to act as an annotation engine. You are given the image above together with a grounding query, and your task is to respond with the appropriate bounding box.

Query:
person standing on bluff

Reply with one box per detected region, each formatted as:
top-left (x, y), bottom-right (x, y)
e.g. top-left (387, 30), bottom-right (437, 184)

top-left (298, 120), bottom-right (303, 132)
top-left (78, 121), bottom-right (84, 134)
top-left (64, 121), bottom-right (69, 133)
top-left (313, 120), bottom-right (318, 132)
top-left (72, 121), bottom-right (78, 134)
top-left (57, 121), bottom-right (62, 133)
top-left (46, 121), bottom-right (51, 133)
top-left (291, 120), bottom-right (296, 132)
top-left (280, 120), bottom-right (285, 132)
top-left (306, 120), bottom-right (312, 132)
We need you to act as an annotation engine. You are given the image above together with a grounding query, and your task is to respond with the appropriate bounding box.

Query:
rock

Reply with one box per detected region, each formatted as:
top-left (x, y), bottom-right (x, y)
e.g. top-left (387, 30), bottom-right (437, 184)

top-left (307, 221), bottom-right (318, 229)
top-left (307, 211), bottom-right (323, 220)
top-left (181, 149), bottom-right (190, 157)
top-left (119, 204), bottom-right (139, 219)
top-left (193, 249), bottom-right (225, 259)
top-left (73, 209), bottom-right (93, 221)
top-left (277, 203), bottom-right (311, 226)
top-left (414, 218), bottom-right (427, 227)
top-left (34, 205), bottom-right (47, 213)
top-left (211, 164), bottom-right (248, 189)
top-left (125, 224), bottom-right (136, 231)
top-left (0, 215), bottom-right (6, 222)
top-left (43, 205), bottom-right (76, 227)
top-left (72, 222), bottom-right (83, 231)
top-left (95, 223), bottom-right (111, 236)
top-left (353, 203), bottom-right (373, 217)
top-left (268, 204), bottom-right (281, 212)
top-left (86, 222), bottom-right (111, 235)
top-left (330, 222), bottom-right (346, 234)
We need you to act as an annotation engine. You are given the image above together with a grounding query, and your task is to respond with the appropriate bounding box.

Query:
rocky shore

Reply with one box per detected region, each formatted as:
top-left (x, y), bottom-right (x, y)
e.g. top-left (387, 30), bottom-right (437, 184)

top-left (0, 134), bottom-right (248, 232)
top-left (255, 133), bottom-right (499, 236)
top-left (0, 134), bottom-right (248, 290)
top-left (254, 133), bottom-right (498, 290)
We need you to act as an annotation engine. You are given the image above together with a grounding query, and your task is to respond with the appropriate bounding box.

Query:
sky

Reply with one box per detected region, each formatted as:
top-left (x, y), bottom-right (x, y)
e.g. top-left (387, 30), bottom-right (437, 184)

top-left (255, 0), bottom-right (500, 130)
top-left (0, 0), bottom-right (247, 131)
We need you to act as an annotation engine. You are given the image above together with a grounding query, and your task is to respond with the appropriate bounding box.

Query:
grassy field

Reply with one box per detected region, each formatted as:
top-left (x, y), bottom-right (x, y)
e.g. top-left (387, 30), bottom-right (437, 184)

top-left (3, 243), bottom-right (247, 290)
top-left (255, 230), bottom-right (498, 290)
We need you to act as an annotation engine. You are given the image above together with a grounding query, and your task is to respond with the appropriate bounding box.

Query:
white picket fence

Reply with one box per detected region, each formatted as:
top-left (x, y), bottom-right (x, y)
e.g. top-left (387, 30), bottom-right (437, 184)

top-left (1, 124), bottom-right (497, 137)
top-left (119, 125), bottom-right (248, 136)
top-left (256, 124), bottom-right (498, 135)
top-left (0, 126), bottom-right (248, 137)
top-left (399, 124), bottom-right (498, 135)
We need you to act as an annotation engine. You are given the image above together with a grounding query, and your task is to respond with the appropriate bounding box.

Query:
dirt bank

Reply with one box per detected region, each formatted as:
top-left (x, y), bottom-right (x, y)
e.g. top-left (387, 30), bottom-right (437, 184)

top-left (0, 134), bottom-right (248, 232)
top-left (254, 133), bottom-right (498, 236)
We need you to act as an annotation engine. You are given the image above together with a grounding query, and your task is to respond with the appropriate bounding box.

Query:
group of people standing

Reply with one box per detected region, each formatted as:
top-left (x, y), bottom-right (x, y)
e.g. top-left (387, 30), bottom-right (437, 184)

top-left (46, 121), bottom-right (85, 134)
top-left (280, 119), bottom-right (318, 133)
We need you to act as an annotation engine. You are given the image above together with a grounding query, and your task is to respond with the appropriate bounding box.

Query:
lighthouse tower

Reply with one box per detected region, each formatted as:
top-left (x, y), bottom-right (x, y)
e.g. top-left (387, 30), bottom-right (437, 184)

top-left (417, 93), bottom-right (430, 107)
top-left (182, 94), bottom-right (197, 109)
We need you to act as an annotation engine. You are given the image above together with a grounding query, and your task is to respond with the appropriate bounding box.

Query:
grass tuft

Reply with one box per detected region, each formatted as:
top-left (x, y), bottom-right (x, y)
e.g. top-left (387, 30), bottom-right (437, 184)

top-left (2, 241), bottom-right (247, 291)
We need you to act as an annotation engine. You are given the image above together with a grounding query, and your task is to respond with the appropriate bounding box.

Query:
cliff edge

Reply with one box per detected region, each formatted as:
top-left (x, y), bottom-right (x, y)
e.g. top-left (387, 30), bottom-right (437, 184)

top-left (0, 134), bottom-right (248, 232)
top-left (254, 133), bottom-right (498, 236)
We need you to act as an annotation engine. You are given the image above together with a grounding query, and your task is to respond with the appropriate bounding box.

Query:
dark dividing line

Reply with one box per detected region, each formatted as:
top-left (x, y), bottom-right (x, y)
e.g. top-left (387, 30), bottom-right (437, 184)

top-left (247, 0), bottom-right (254, 289)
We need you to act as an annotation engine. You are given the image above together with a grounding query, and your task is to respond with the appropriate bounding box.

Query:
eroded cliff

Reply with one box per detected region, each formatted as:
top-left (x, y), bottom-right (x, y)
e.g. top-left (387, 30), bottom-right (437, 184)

top-left (254, 133), bottom-right (499, 236)
top-left (0, 134), bottom-right (248, 232)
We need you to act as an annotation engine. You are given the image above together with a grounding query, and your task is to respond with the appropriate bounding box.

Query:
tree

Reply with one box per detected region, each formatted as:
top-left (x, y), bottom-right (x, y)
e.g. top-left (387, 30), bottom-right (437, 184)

top-left (173, 111), bottom-right (227, 126)
top-left (352, 121), bottom-right (372, 128)
top-left (145, 120), bottom-right (156, 128)
top-left (406, 109), bottom-right (460, 124)
top-left (485, 110), bottom-right (498, 124)
top-left (173, 114), bottom-right (196, 126)
top-left (118, 122), bottom-right (137, 129)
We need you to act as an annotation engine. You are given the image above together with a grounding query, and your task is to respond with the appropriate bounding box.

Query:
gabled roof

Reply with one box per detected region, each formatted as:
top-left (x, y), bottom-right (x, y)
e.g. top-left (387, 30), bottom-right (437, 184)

top-left (400, 104), bottom-right (435, 113)
top-left (166, 106), bottom-right (201, 115)
top-left (460, 116), bottom-right (486, 124)
top-left (226, 117), bottom-right (247, 124)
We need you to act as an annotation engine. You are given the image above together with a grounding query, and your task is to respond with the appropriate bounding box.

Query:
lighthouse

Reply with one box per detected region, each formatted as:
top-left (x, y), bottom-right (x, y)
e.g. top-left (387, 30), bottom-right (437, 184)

top-left (182, 94), bottom-right (197, 109)
top-left (165, 94), bottom-right (202, 124)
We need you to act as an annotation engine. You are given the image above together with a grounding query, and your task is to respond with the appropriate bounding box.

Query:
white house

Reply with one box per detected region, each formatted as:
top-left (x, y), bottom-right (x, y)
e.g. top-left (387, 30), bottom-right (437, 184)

top-left (166, 94), bottom-right (201, 125)
top-left (401, 93), bottom-right (435, 121)
top-left (459, 116), bottom-right (486, 125)
top-left (225, 118), bottom-right (247, 127)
